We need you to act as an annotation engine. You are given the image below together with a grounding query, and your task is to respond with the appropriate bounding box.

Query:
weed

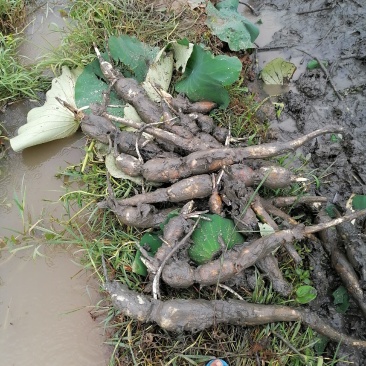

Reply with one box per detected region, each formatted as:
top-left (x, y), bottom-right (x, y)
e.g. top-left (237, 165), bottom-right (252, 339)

top-left (211, 83), bottom-right (269, 141)
top-left (0, 33), bottom-right (49, 107)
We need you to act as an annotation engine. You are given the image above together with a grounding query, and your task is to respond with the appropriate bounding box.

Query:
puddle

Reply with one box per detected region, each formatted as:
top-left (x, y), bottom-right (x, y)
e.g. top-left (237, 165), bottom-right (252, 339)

top-left (0, 100), bottom-right (110, 365)
top-left (18, 0), bottom-right (68, 65)
top-left (0, 100), bottom-right (84, 235)
top-left (0, 2), bottom-right (110, 365)
top-left (0, 248), bottom-right (108, 366)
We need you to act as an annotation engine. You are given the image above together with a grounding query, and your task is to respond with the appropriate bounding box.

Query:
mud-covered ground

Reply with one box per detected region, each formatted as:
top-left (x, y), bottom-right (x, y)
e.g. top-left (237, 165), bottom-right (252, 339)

top-left (251, 1), bottom-right (366, 363)
top-left (255, 0), bottom-right (366, 204)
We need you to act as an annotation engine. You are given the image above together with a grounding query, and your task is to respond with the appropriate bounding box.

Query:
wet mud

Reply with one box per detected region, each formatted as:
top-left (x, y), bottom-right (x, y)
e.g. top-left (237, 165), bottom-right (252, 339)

top-left (243, 0), bottom-right (366, 363)
top-left (250, 0), bottom-right (366, 205)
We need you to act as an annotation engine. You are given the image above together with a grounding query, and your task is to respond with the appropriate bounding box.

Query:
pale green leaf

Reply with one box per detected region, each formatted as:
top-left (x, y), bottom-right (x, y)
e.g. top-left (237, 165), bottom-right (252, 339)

top-left (105, 153), bottom-right (143, 185)
top-left (142, 48), bottom-right (174, 102)
top-left (10, 66), bottom-right (82, 152)
top-left (123, 104), bottom-right (142, 122)
top-left (170, 40), bottom-right (194, 73)
top-left (261, 58), bottom-right (297, 85)
top-left (258, 223), bottom-right (275, 237)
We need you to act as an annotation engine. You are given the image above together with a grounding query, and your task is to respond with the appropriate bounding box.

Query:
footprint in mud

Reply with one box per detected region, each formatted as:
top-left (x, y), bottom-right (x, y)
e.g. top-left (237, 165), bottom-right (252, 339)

top-left (296, 69), bottom-right (328, 99)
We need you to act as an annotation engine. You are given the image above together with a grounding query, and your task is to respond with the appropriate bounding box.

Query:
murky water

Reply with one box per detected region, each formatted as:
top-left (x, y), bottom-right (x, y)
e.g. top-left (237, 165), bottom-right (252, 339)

top-left (0, 101), bottom-right (109, 365)
top-left (0, 248), bottom-right (108, 366)
top-left (18, 0), bottom-right (67, 65)
top-left (0, 2), bottom-right (109, 365)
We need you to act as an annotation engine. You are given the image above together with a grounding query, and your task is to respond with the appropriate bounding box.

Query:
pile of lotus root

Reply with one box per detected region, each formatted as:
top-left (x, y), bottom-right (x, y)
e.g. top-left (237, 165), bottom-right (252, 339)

top-left (63, 48), bottom-right (366, 349)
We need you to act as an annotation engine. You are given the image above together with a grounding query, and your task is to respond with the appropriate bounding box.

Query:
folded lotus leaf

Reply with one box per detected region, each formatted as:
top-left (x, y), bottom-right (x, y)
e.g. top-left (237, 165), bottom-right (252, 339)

top-left (10, 66), bottom-right (82, 152)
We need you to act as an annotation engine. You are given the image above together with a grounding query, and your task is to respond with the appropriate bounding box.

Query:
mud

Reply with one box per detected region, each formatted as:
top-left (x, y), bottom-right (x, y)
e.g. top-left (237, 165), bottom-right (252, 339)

top-left (245, 0), bottom-right (366, 205)
top-left (241, 0), bottom-right (366, 363)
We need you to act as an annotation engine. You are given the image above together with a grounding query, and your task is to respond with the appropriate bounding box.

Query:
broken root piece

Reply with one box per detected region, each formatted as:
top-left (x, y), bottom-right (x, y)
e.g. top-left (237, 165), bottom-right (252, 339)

top-left (106, 281), bottom-right (366, 349)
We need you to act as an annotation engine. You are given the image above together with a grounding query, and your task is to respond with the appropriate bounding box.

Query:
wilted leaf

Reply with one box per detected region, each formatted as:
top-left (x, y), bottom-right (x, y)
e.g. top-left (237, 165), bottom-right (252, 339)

top-left (108, 35), bottom-right (159, 82)
top-left (105, 153), bottom-right (143, 185)
top-left (142, 47), bottom-right (174, 102)
top-left (170, 39), bottom-right (194, 73)
top-left (295, 285), bottom-right (317, 304)
top-left (74, 58), bottom-right (124, 116)
top-left (188, 214), bottom-right (244, 264)
top-left (205, 0), bottom-right (259, 51)
top-left (187, 0), bottom-right (206, 9)
top-left (10, 66), bottom-right (82, 152)
top-left (175, 45), bottom-right (242, 108)
top-left (261, 58), bottom-right (297, 85)
top-left (258, 223), bottom-right (275, 237)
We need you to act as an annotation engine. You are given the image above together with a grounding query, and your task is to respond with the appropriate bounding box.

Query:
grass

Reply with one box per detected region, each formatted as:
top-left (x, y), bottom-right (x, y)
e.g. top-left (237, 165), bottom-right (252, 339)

top-left (0, 1), bottom-right (50, 107)
top-left (37, 0), bottom-right (201, 72)
top-left (49, 153), bottom-right (339, 366)
top-left (0, 1), bottom-right (350, 365)
top-left (0, 0), bottom-right (26, 35)
top-left (0, 33), bottom-right (49, 107)
top-left (211, 81), bottom-right (270, 143)
top-left (0, 33), bottom-right (49, 108)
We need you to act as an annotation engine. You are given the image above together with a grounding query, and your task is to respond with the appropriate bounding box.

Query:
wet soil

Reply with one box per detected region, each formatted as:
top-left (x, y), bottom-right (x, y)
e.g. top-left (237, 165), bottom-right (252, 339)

top-left (248, 0), bottom-right (366, 206)
top-left (243, 0), bottom-right (366, 363)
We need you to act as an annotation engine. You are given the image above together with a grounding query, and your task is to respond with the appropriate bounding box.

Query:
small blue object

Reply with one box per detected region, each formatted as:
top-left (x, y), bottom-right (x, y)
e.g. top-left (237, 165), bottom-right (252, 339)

top-left (206, 359), bottom-right (229, 366)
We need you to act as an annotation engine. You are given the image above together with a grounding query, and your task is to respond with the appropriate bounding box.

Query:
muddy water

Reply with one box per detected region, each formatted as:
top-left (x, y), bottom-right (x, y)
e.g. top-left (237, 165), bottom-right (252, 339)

top-left (0, 2), bottom-right (109, 365)
top-left (18, 0), bottom-right (67, 65)
top-left (0, 101), bottom-right (109, 366)
top-left (0, 248), bottom-right (108, 366)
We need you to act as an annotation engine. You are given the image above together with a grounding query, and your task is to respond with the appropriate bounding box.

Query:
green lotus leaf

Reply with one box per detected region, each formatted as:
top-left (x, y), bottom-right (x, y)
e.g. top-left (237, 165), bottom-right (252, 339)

top-left (188, 214), bottom-right (244, 264)
top-left (108, 35), bottom-right (159, 82)
top-left (132, 233), bottom-right (162, 276)
top-left (261, 58), bottom-right (297, 85)
top-left (206, 1), bottom-right (259, 51)
top-left (10, 66), bottom-right (82, 152)
top-left (175, 44), bottom-right (242, 108)
top-left (74, 58), bottom-right (124, 116)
